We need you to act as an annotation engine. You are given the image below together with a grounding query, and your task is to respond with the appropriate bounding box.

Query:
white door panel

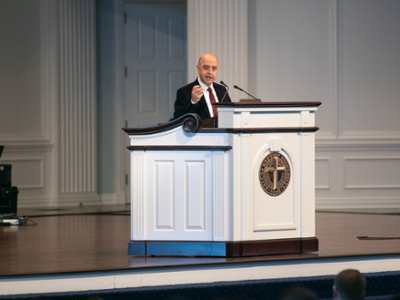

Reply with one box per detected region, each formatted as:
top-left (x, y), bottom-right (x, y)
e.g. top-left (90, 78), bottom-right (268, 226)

top-left (123, 2), bottom-right (187, 204)
top-left (124, 3), bottom-right (187, 127)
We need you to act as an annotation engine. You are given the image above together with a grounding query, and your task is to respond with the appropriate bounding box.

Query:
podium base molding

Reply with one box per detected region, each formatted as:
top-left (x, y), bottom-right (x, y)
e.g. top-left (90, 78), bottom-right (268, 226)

top-left (128, 237), bottom-right (318, 257)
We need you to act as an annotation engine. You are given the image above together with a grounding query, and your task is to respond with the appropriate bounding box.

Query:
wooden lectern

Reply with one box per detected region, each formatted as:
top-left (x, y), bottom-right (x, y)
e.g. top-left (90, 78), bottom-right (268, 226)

top-left (123, 102), bottom-right (321, 257)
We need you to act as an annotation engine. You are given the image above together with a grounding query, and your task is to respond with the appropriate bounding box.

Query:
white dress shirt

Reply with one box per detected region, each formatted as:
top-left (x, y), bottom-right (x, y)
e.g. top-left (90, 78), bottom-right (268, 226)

top-left (193, 77), bottom-right (219, 117)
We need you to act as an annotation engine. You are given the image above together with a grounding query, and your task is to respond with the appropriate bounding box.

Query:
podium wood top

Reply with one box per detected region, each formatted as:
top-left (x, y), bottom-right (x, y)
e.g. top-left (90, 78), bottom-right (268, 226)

top-left (214, 101), bottom-right (322, 108)
top-left (122, 102), bottom-right (322, 136)
top-left (122, 110), bottom-right (320, 136)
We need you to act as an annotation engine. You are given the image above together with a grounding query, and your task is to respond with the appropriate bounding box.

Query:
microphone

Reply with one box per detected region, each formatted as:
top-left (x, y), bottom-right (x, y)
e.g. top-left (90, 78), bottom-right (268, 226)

top-left (219, 81), bottom-right (229, 102)
top-left (233, 85), bottom-right (259, 100)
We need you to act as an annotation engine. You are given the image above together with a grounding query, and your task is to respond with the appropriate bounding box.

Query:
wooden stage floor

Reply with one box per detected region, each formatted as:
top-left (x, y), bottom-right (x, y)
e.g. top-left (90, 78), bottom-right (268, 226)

top-left (1, 205), bottom-right (400, 278)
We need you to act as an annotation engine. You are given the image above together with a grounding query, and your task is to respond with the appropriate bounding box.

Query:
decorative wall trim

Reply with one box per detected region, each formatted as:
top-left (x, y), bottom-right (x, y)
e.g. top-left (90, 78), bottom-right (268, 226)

top-left (0, 0), bottom-right (55, 145)
top-left (316, 139), bottom-right (400, 151)
top-left (56, 193), bottom-right (101, 206)
top-left (316, 131), bottom-right (337, 140)
top-left (2, 143), bottom-right (54, 152)
top-left (17, 193), bottom-right (101, 208)
top-left (0, 134), bottom-right (51, 145)
top-left (316, 197), bottom-right (400, 210)
top-left (338, 131), bottom-right (400, 140)
top-left (100, 193), bottom-right (118, 205)
top-left (1, 157), bottom-right (44, 189)
top-left (344, 156), bottom-right (400, 189)
top-left (315, 157), bottom-right (331, 190)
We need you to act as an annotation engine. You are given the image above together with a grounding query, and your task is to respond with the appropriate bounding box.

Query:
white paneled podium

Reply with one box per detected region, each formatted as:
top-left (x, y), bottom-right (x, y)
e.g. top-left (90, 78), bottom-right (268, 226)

top-left (123, 102), bottom-right (321, 257)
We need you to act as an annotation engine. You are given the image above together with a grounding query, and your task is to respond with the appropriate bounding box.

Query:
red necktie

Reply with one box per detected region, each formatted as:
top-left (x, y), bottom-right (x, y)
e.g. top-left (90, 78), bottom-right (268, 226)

top-left (207, 87), bottom-right (218, 116)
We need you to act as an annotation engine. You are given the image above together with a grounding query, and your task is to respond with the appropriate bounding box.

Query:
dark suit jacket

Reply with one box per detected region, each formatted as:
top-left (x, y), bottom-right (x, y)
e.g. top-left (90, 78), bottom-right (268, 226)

top-left (173, 79), bottom-right (231, 120)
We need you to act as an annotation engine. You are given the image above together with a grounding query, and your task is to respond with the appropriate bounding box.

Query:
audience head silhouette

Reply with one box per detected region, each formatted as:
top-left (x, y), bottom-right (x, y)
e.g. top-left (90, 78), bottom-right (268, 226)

top-left (280, 286), bottom-right (318, 300)
top-left (333, 269), bottom-right (366, 300)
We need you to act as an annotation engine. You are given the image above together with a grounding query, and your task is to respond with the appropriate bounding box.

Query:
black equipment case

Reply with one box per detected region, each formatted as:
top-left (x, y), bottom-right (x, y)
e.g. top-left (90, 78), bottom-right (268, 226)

top-left (0, 186), bottom-right (18, 217)
top-left (0, 164), bottom-right (12, 187)
top-left (0, 146), bottom-right (11, 187)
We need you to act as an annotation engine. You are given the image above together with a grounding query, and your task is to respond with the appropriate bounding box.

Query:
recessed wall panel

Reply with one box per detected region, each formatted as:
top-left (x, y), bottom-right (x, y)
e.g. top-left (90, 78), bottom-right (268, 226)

top-left (0, 0), bottom-right (42, 138)
top-left (138, 71), bottom-right (157, 113)
top-left (168, 17), bottom-right (185, 59)
top-left (185, 161), bottom-right (205, 230)
top-left (316, 158), bottom-right (330, 190)
top-left (3, 158), bottom-right (43, 189)
top-left (345, 157), bottom-right (400, 189)
top-left (339, 0), bottom-right (400, 135)
top-left (168, 71), bottom-right (186, 113)
top-left (138, 16), bottom-right (156, 59)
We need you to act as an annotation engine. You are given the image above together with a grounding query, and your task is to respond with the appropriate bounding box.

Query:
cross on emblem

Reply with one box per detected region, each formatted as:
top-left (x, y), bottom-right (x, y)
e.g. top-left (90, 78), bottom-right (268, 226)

top-left (259, 152), bottom-right (291, 196)
top-left (266, 157), bottom-right (286, 190)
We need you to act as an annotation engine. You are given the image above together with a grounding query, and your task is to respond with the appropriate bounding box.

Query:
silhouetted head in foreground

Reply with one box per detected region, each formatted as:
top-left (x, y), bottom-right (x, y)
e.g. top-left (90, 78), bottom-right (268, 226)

top-left (280, 286), bottom-right (318, 300)
top-left (333, 269), bottom-right (366, 300)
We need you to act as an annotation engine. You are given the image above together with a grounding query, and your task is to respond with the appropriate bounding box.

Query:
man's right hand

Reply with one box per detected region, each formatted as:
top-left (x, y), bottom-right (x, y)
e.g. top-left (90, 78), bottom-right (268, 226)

top-left (191, 85), bottom-right (204, 103)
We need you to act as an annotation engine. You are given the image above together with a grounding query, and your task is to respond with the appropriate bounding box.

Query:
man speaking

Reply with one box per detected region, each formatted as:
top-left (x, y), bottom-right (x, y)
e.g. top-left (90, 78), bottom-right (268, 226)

top-left (173, 53), bottom-right (231, 120)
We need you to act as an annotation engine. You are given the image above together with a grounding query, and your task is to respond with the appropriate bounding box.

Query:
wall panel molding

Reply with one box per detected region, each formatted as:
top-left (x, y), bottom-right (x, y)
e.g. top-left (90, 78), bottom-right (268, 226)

top-left (17, 193), bottom-right (101, 208)
top-left (315, 157), bottom-right (331, 190)
top-left (2, 157), bottom-right (44, 189)
top-left (344, 156), bottom-right (400, 189)
top-left (0, 0), bottom-right (55, 145)
top-left (338, 131), bottom-right (400, 140)
top-left (316, 197), bottom-right (400, 210)
top-left (316, 140), bottom-right (400, 151)
top-left (100, 193), bottom-right (118, 205)
top-left (316, 151), bottom-right (400, 209)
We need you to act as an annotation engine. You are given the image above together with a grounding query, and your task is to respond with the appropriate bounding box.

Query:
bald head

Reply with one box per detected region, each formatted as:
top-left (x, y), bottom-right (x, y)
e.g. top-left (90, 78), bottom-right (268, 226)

top-left (197, 53), bottom-right (219, 86)
top-left (198, 53), bottom-right (218, 64)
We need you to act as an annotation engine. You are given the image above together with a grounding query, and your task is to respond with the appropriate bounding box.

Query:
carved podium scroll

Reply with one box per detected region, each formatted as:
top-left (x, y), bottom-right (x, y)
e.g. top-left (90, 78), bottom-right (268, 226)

top-left (123, 102), bottom-right (321, 257)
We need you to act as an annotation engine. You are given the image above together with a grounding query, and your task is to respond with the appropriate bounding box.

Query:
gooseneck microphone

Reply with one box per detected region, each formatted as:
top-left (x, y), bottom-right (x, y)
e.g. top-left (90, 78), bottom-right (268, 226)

top-left (219, 81), bottom-right (229, 103)
top-left (233, 85), bottom-right (259, 100)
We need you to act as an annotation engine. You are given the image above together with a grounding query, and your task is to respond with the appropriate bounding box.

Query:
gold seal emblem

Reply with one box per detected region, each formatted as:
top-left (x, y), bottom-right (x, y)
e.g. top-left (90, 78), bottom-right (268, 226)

top-left (259, 153), bottom-right (291, 196)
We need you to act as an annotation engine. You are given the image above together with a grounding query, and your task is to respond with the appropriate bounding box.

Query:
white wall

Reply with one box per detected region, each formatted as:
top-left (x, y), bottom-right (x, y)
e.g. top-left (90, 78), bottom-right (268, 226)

top-left (0, 0), bottom-right (55, 206)
top-left (2, 0), bottom-right (400, 209)
top-left (0, 0), bottom-right (99, 207)
top-left (248, 0), bottom-right (400, 208)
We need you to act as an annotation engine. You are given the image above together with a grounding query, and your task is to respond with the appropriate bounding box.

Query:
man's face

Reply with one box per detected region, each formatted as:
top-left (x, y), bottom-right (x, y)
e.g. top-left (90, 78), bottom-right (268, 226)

top-left (197, 54), bottom-right (219, 86)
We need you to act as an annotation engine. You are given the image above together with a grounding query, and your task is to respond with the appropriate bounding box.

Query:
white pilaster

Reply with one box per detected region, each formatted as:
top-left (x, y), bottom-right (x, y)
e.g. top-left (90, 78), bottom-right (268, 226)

top-left (58, 0), bottom-right (98, 196)
top-left (187, 0), bottom-right (248, 102)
